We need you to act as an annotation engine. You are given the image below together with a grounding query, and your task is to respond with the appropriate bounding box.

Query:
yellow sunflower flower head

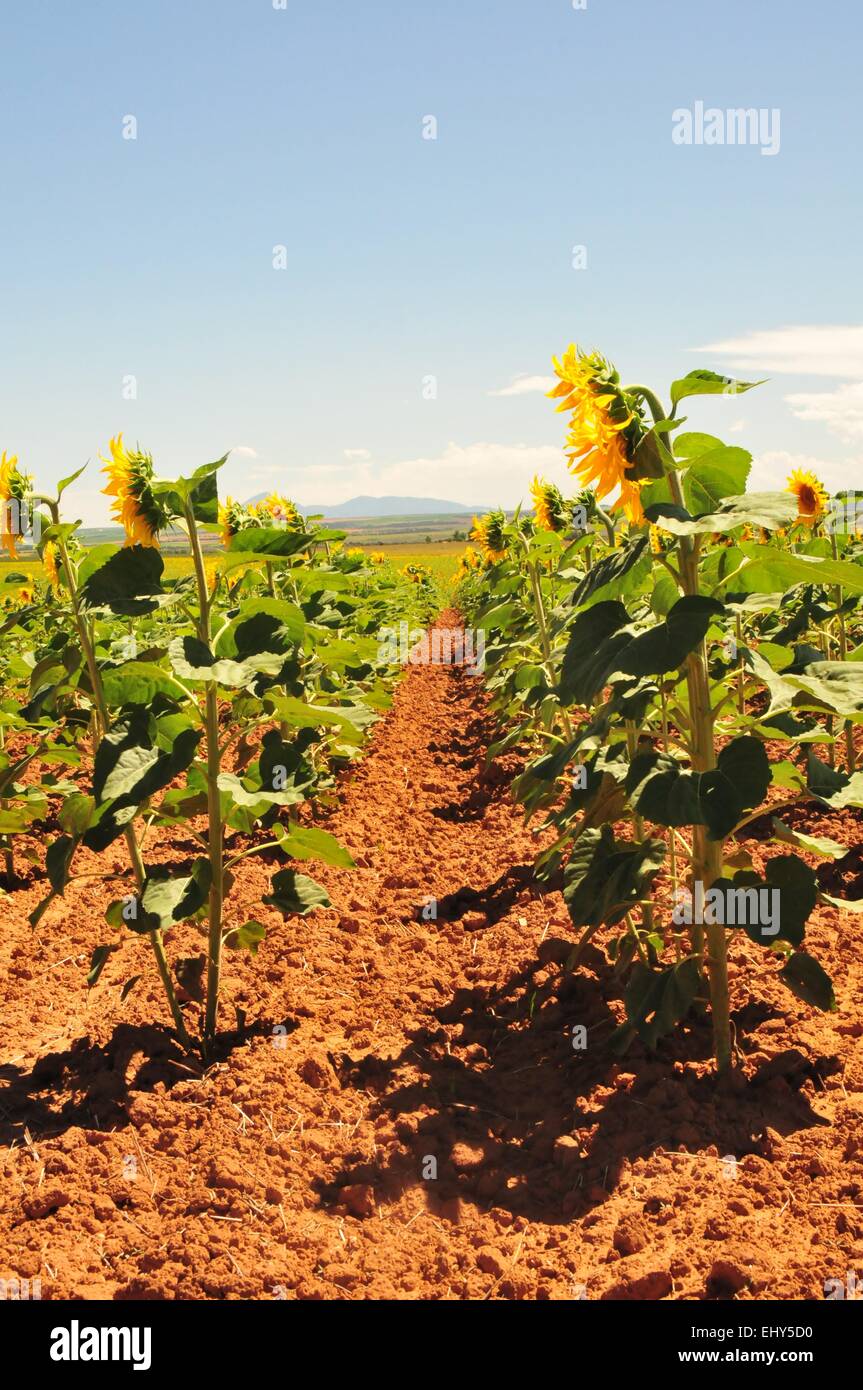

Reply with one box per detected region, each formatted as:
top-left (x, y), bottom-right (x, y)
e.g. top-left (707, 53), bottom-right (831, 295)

top-left (548, 346), bottom-right (646, 524)
top-left (530, 476), bottom-right (567, 532)
top-left (0, 451), bottom-right (34, 559)
top-left (101, 435), bottom-right (169, 548)
top-left (264, 492), bottom-right (302, 529)
top-left (42, 540), bottom-right (60, 588)
top-left (370, 551), bottom-right (386, 565)
top-left (470, 509), bottom-right (508, 565)
top-left (218, 496), bottom-right (259, 548)
top-left (786, 467), bottom-right (828, 524)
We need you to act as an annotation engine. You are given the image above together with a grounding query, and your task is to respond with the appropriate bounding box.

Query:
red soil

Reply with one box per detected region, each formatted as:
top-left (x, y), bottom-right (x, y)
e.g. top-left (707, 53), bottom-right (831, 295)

top-left (1, 632), bottom-right (862, 1301)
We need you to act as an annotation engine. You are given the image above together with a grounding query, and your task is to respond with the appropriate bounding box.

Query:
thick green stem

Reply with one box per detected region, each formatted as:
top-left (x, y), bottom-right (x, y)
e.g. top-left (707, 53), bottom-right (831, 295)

top-left (628, 394), bottom-right (732, 1073)
top-left (830, 531), bottom-right (855, 772)
top-left (186, 506), bottom-right (224, 1051)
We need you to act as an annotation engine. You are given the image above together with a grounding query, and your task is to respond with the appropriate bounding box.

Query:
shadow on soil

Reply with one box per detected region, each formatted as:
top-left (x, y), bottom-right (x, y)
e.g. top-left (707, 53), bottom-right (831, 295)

top-left (319, 937), bottom-right (836, 1228)
top-left (0, 1016), bottom-right (299, 1144)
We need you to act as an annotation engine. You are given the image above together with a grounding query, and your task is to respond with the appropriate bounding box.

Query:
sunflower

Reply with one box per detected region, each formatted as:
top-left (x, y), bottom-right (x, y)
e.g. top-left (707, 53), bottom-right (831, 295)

top-left (786, 467), bottom-right (828, 523)
top-left (218, 496), bottom-right (256, 548)
top-left (101, 435), bottom-right (168, 547)
top-left (530, 476), bottom-right (567, 532)
top-left (42, 540), bottom-right (60, 588)
top-left (649, 524), bottom-right (664, 555)
top-left (548, 346), bottom-right (646, 524)
top-left (471, 509), bottom-right (508, 564)
top-left (370, 551), bottom-right (386, 566)
top-left (264, 492), bottom-right (302, 528)
top-left (0, 451), bottom-right (33, 559)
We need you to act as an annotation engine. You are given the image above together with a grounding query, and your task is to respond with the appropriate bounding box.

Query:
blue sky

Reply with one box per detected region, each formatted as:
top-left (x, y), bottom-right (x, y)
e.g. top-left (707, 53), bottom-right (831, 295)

top-left (2, 0), bottom-right (861, 524)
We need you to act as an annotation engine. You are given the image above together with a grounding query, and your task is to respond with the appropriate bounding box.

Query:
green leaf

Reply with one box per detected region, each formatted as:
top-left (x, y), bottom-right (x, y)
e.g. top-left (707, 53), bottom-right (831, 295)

top-left (771, 818), bottom-right (847, 860)
top-left (133, 859), bottom-right (212, 934)
top-left (560, 596), bottom-right (724, 705)
top-left (225, 920), bottom-right (267, 954)
top-left (560, 602), bottom-right (631, 705)
top-left (670, 369), bottom-right (764, 406)
top-left (213, 598), bottom-right (305, 658)
top-left (227, 527), bottom-right (313, 558)
top-left (102, 661), bottom-right (185, 708)
top-left (85, 715), bottom-right (201, 850)
top-left (645, 493), bottom-right (797, 536)
top-left (716, 736), bottom-right (771, 810)
top-left (563, 825), bottom-right (666, 929)
top-left (46, 835), bottom-right (77, 893)
top-left (779, 952), bottom-right (836, 1012)
top-left (79, 544), bottom-right (165, 615)
top-left (570, 536), bottom-right (650, 609)
top-left (57, 464), bottom-right (88, 496)
top-left (738, 545), bottom-right (863, 599)
top-left (683, 446), bottom-right (752, 512)
top-left (58, 793), bottom-right (97, 836)
top-left (168, 635), bottom-right (285, 687)
top-left (613, 596), bottom-right (725, 679)
top-left (674, 432), bottom-right (725, 461)
top-left (150, 455), bottom-right (227, 524)
top-left (804, 750), bottom-right (863, 810)
top-left (624, 957), bottom-right (702, 1048)
top-left (274, 823), bottom-right (355, 869)
top-left (263, 869), bottom-right (332, 916)
top-left (711, 856), bottom-right (818, 947)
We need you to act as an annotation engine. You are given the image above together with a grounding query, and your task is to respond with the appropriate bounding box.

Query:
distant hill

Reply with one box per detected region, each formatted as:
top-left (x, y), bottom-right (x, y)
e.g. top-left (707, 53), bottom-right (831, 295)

top-left (246, 494), bottom-right (485, 518)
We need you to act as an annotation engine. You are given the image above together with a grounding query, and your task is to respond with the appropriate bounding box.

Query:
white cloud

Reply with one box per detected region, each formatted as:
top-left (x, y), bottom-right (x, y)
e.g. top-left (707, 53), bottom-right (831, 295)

top-left (694, 325), bottom-right (863, 378)
top-left (343, 447), bottom-right (372, 460)
top-left (728, 419), bottom-right (746, 433)
top-left (785, 380), bottom-right (863, 443)
top-left (489, 374), bottom-right (556, 397)
top-left (229, 444), bottom-right (258, 458)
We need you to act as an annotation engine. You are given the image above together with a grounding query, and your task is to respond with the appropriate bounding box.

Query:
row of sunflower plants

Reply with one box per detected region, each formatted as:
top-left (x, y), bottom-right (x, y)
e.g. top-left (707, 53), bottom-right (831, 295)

top-left (0, 441), bottom-right (437, 1056)
top-left (458, 346), bottom-right (863, 1075)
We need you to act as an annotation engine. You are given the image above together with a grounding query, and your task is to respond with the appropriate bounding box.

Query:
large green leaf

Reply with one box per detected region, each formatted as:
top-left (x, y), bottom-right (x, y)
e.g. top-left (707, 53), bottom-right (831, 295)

top-left (85, 713), bottom-right (201, 850)
top-left (263, 869), bottom-right (331, 916)
top-left (79, 545), bottom-right (165, 615)
top-left (710, 856), bottom-right (818, 947)
top-left (645, 493), bottom-right (797, 536)
top-left (570, 536), bottom-right (650, 609)
top-left (213, 598), bottom-right (304, 658)
top-left (626, 737), bottom-right (767, 841)
top-left (150, 455), bottom-right (227, 524)
top-left (132, 858), bottom-right (212, 934)
top-left (102, 661), bottom-right (187, 708)
top-left (683, 446), bottom-right (752, 512)
top-left (560, 602), bottom-right (632, 705)
top-left (168, 635), bottom-right (285, 687)
top-left (623, 957), bottom-right (702, 1048)
top-left (670, 369), bottom-right (764, 406)
top-left (227, 527), bottom-right (313, 558)
top-left (274, 823), bottom-right (355, 869)
top-left (612, 596), bottom-right (725, 678)
top-left (737, 545), bottom-right (863, 598)
top-left (560, 596), bottom-right (723, 705)
top-left (805, 750), bottom-right (863, 809)
top-left (562, 825), bottom-right (666, 929)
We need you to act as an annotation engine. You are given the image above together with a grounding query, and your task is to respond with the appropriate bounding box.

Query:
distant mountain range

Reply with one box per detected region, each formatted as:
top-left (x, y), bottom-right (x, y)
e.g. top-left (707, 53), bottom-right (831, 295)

top-left (246, 494), bottom-right (485, 517)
